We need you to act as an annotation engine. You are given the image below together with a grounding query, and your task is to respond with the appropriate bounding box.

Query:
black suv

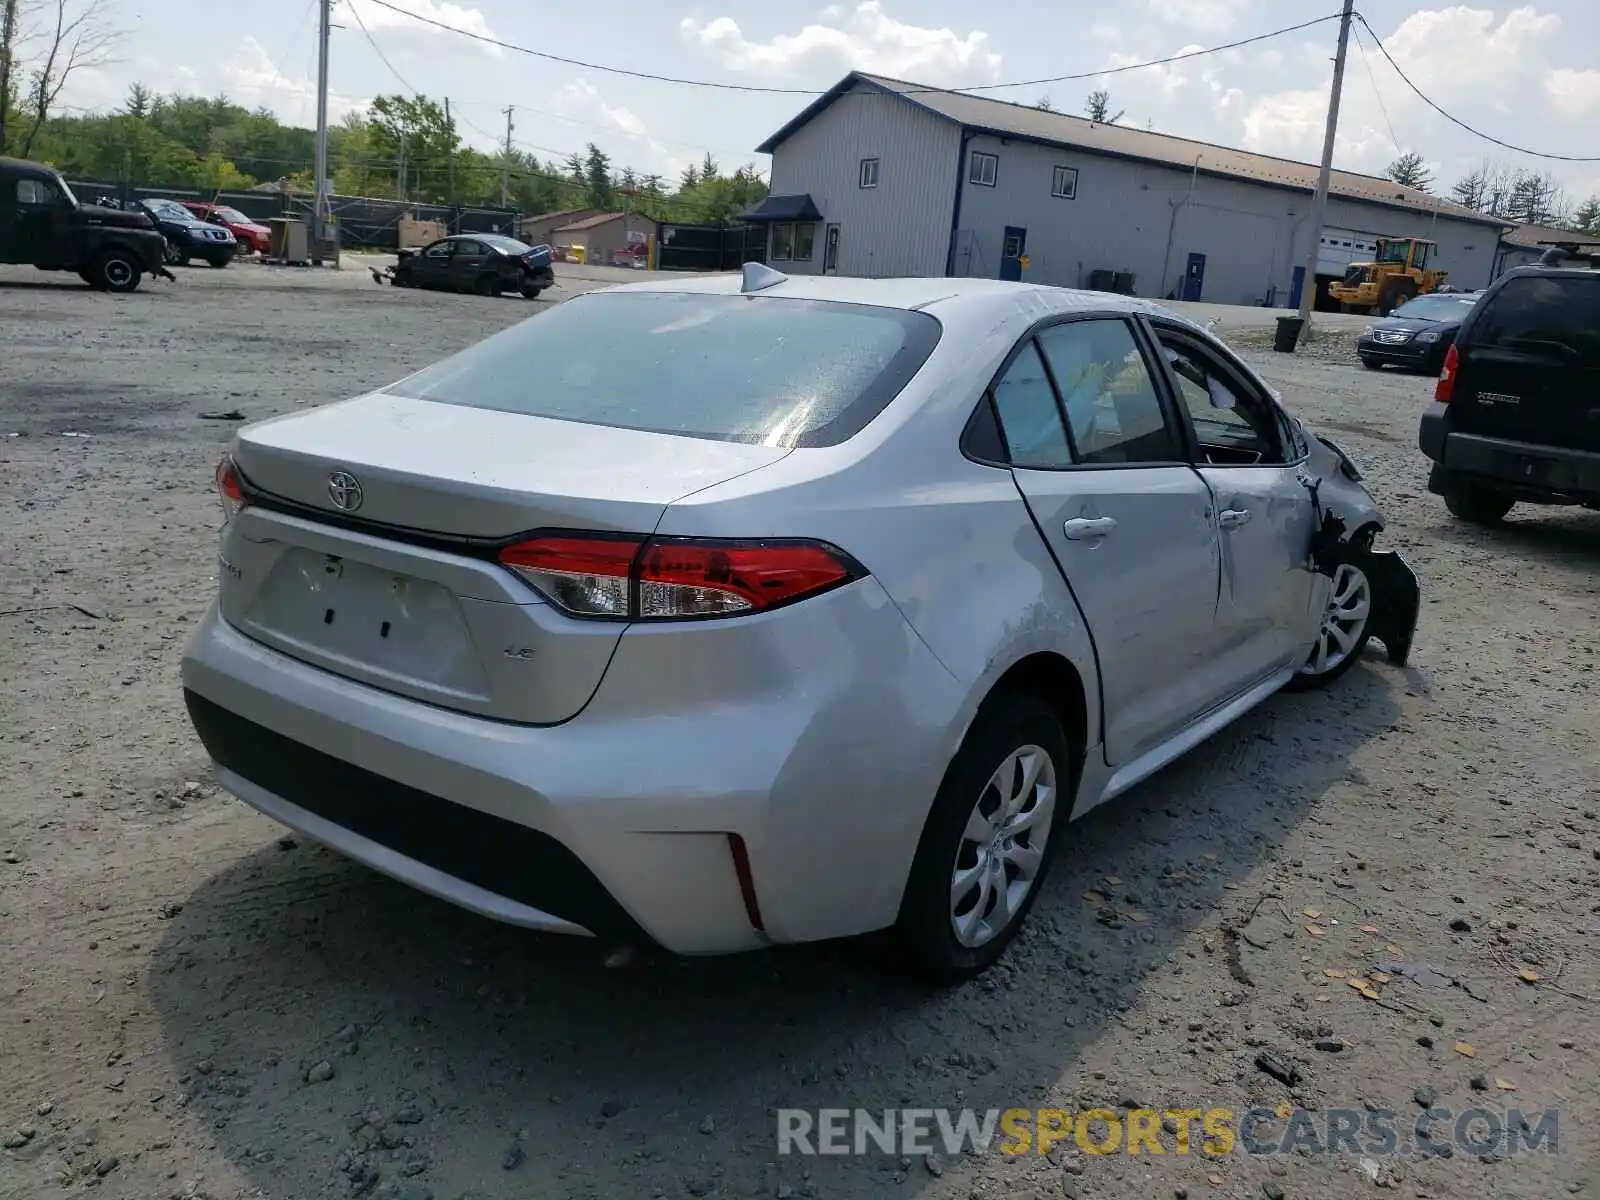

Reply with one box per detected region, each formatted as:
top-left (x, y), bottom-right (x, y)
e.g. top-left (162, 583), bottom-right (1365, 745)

top-left (1418, 266), bottom-right (1599, 523)
top-left (0, 157), bottom-right (173, 292)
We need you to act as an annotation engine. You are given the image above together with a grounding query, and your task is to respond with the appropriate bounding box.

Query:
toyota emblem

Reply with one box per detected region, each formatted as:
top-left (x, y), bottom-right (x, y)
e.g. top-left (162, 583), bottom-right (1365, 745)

top-left (327, 470), bottom-right (364, 512)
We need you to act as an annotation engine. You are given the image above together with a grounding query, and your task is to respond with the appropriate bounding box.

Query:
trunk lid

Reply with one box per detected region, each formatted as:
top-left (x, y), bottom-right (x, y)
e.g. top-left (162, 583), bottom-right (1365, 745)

top-left (224, 393), bottom-right (790, 723)
top-left (1454, 273), bottom-right (1600, 453)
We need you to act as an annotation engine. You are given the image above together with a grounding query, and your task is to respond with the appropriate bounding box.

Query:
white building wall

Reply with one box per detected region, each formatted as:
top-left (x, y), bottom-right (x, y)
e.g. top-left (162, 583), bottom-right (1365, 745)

top-left (766, 84), bottom-right (960, 277)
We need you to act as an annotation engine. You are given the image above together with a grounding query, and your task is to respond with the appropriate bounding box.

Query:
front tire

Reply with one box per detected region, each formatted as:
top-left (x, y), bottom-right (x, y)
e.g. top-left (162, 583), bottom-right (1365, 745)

top-left (892, 693), bottom-right (1070, 982)
top-left (162, 239), bottom-right (188, 267)
top-left (90, 250), bottom-right (142, 294)
top-left (1444, 482), bottom-right (1515, 524)
top-left (1286, 560), bottom-right (1374, 691)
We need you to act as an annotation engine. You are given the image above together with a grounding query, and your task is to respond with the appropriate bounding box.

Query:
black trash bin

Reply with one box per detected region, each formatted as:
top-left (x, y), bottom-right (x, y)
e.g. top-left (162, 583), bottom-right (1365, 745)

top-left (1273, 315), bottom-right (1304, 353)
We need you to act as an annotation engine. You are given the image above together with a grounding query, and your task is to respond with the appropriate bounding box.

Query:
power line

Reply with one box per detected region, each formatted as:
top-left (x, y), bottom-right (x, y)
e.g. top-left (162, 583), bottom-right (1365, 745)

top-left (1349, 23), bottom-right (1402, 158)
top-left (358, 0), bottom-right (1344, 96)
top-left (343, 0), bottom-right (421, 95)
top-left (1354, 12), bottom-right (1600, 163)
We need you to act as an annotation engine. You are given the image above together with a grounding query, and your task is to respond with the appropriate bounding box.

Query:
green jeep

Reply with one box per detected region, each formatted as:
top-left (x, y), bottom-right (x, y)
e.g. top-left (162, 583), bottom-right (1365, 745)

top-left (0, 157), bottom-right (174, 293)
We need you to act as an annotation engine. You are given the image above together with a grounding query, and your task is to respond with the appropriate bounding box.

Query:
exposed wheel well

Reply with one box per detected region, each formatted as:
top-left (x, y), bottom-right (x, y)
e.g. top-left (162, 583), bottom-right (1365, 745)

top-left (980, 652), bottom-right (1089, 781)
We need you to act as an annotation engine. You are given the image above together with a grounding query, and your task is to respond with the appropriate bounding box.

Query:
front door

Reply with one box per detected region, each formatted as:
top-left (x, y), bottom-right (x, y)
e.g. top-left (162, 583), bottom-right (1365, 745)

top-left (8, 174), bottom-right (72, 267)
top-left (989, 317), bottom-right (1229, 766)
top-left (999, 226), bottom-right (1027, 281)
top-left (1149, 321), bottom-right (1320, 682)
top-left (412, 239), bottom-right (456, 288)
top-left (823, 224), bottom-right (840, 274)
top-left (1182, 252), bottom-right (1206, 301)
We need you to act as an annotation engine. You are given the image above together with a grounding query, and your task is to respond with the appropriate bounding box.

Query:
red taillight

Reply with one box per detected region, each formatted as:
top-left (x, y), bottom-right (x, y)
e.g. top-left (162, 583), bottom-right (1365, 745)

top-left (496, 534), bottom-right (859, 621)
top-left (1434, 343), bottom-right (1459, 404)
top-left (215, 455), bottom-right (246, 523)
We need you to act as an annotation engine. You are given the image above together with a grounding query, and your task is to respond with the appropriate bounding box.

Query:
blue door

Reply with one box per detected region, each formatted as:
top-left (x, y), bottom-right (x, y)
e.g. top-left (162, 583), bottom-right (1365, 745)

top-left (1288, 266), bottom-right (1306, 310)
top-left (1181, 252), bottom-right (1206, 301)
top-left (999, 226), bottom-right (1027, 281)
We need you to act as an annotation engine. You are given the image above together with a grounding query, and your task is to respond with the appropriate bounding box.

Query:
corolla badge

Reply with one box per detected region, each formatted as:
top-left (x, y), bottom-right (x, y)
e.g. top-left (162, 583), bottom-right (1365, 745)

top-left (327, 470), bottom-right (364, 512)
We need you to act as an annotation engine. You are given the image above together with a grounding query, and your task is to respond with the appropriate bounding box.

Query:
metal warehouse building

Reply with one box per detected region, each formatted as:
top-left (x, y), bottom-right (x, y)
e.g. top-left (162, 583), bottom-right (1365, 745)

top-left (744, 72), bottom-right (1506, 308)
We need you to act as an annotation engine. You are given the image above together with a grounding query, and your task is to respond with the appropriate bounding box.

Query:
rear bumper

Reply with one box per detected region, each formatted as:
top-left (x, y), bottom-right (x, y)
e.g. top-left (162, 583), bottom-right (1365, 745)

top-left (181, 585), bottom-right (964, 955)
top-left (1421, 410), bottom-right (1600, 500)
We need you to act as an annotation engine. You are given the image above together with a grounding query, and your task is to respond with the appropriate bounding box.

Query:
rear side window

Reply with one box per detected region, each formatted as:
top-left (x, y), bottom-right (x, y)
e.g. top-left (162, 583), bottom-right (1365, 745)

top-left (386, 290), bottom-right (941, 448)
top-left (1474, 276), bottom-right (1600, 366)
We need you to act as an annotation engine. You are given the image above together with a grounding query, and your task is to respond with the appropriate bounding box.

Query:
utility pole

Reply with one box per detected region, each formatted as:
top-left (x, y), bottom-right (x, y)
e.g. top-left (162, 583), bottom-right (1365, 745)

top-left (312, 0), bottom-right (332, 266)
top-left (501, 105), bottom-right (514, 208)
top-left (1295, 0), bottom-right (1355, 336)
top-left (444, 97), bottom-right (456, 216)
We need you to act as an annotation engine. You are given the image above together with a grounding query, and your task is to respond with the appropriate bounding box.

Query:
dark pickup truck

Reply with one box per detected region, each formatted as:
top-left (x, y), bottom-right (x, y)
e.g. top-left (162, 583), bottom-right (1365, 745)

top-left (0, 157), bottom-right (173, 292)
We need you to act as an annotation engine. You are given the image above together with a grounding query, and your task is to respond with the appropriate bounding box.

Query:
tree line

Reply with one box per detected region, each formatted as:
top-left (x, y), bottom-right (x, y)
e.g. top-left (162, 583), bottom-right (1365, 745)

top-left (1384, 151), bottom-right (1599, 233)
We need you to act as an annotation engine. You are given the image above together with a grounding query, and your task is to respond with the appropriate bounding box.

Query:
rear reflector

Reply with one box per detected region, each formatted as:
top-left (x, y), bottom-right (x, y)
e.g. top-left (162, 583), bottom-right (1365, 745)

top-left (497, 534), bottom-right (860, 621)
top-left (1434, 342), bottom-right (1459, 404)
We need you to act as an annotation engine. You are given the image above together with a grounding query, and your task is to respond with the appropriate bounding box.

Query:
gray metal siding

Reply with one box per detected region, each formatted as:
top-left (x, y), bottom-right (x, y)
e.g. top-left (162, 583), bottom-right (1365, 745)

top-left (949, 131), bottom-right (1500, 302)
top-left (766, 83), bottom-right (959, 277)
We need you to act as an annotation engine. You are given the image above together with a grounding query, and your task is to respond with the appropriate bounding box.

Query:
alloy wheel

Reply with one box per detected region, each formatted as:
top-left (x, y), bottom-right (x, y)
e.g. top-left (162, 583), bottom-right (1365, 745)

top-left (1301, 563), bottom-right (1371, 676)
top-left (949, 744), bottom-right (1057, 949)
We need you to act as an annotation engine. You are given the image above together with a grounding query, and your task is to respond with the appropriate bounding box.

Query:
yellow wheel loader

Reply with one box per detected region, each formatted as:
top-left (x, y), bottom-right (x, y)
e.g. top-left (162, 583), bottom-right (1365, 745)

top-left (1327, 237), bottom-right (1449, 315)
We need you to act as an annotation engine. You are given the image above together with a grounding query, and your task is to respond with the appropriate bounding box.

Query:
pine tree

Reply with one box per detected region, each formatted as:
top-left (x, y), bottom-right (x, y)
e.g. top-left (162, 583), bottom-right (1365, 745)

top-left (582, 142), bottom-right (613, 209)
top-left (1084, 90), bottom-right (1123, 124)
top-left (1384, 152), bottom-right (1432, 193)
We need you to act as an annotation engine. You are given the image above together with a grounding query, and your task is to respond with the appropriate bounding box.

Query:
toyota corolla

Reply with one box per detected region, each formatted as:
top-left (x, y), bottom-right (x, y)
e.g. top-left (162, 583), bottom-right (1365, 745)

top-left (181, 268), bottom-right (1419, 979)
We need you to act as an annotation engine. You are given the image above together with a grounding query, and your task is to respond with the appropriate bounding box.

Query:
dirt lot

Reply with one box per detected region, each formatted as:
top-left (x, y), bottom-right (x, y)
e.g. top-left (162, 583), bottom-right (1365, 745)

top-left (2, 262), bottom-right (1598, 1200)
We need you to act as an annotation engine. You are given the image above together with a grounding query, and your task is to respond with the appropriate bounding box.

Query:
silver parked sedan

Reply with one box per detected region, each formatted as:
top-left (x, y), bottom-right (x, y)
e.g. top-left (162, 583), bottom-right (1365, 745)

top-left (182, 268), bottom-right (1419, 979)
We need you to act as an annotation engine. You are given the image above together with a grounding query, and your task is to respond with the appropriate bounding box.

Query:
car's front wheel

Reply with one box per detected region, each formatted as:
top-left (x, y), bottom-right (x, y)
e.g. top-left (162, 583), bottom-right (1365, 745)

top-left (1443, 481), bottom-right (1515, 524)
top-left (1286, 561), bottom-right (1373, 691)
top-left (893, 693), bottom-right (1069, 981)
top-left (162, 239), bottom-right (188, 267)
top-left (90, 250), bottom-right (142, 294)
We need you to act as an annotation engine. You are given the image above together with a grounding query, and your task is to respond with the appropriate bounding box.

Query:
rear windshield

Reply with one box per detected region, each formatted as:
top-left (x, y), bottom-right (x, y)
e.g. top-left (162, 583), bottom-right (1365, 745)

top-left (385, 290), bottom-right (942, 447)
top-left (1475, 275), bottom-right (1600, 366)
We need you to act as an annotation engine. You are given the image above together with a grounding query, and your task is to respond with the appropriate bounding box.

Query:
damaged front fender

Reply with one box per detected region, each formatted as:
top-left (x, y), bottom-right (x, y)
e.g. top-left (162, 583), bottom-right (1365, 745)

top-left (1349, 547), bottom-right (1420, 668)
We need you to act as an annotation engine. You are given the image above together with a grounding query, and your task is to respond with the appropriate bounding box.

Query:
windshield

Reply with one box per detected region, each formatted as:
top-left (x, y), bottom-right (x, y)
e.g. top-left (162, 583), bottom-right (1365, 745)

top-left (215, 207), bottom-right (252, 225)
top-left (1392, 294), bottom-right (1477, 321)
top-left (385, 290), bottom-right (942, 448)
top-left (143, 199), bottom-right (192, 221)
top-left (480, 234), bottom-right (532, 254)
top-left (56, 177), bottom-right (77, 206)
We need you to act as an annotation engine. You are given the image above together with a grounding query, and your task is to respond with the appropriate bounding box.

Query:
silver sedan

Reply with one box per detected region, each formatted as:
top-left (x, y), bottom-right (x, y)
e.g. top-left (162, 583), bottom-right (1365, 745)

top-left (181, 268), bottom-right (1419, 980)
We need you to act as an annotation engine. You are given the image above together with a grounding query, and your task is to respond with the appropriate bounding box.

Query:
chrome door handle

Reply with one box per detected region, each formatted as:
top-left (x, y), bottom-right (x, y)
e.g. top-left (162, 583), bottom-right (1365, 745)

top-left (1063, 517), bottom-right (1118, 540)
top-left (1218, 508), bottom-right (1252, 529)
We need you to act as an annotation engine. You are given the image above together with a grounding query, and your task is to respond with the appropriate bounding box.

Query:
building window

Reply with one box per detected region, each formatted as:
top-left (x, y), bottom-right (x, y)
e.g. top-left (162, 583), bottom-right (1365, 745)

top-left (1051, 166), bottom-right (1078, 200)
top-left (794, 222), bottom-right (816, 261)
top-left (859, 158), bottom-right (879, 189)
top-left (969, 151), bottom-right (998, 187)
top-left (771, 223), bottom-right (794, 261)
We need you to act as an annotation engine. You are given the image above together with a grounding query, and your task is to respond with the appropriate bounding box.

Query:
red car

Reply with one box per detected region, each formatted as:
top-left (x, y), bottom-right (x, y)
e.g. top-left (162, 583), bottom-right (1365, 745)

top-left (182, 202), bottom-right (271, 255)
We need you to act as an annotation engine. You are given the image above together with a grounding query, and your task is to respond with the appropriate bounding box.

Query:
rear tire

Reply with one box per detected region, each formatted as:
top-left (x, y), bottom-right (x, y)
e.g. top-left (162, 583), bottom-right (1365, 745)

top-left (1444, 482), bottom-right (1515, 524)
top-left (520, 282), bottom-right (545, 300)
top-left (891, 693), bottom-right (1071, 983)
top-left (90, 250), bottom-right (142, 293)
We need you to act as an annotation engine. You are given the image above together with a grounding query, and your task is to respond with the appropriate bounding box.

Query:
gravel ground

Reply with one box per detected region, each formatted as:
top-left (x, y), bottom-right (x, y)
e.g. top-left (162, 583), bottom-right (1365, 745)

top-left (2, 262), bottom-right (1598, 1200)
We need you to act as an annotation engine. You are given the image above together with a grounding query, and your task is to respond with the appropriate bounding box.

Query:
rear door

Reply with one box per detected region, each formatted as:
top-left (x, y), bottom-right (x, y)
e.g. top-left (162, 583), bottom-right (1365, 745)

top-left (991, 316), bottom-right (1229, 766)
top-left (1454, 273), bottom-right (1600, 452)
top-left (449, 238), bottom-right (490, 290)
top-left (1149, 322), bottom-right (1320, 682)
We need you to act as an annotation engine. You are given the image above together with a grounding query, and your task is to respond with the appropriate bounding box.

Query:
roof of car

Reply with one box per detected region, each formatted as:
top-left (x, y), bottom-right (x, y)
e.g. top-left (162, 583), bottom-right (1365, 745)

top-left (591, 272), bottom-right (1199, 328)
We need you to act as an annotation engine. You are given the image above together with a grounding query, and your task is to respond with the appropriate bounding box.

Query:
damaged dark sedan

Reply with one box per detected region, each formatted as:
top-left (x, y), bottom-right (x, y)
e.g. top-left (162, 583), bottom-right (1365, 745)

top-left (378, 234), bottom-right (556, 299)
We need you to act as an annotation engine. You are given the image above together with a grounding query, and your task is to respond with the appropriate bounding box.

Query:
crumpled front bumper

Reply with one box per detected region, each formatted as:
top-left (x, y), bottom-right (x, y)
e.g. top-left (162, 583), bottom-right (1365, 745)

top-left (1353, 548), bottom-right (1420, 667)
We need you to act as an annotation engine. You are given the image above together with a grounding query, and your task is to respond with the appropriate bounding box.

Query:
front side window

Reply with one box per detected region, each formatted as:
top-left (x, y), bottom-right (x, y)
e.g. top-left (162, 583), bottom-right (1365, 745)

top-left (991, 342), bottom-right (1073, 469)
top-left (1035, 320), bottom-right (1178, 465)
top-left (771, 223), bottom-right (794, 261)
top-left (16, 178), bottom-right (62, 206)
top-left (859, 158), bottom-right (879, 188)
top-left (1051, 166), bottom-right (1078, 199)
top-left (794, 222), bottom-right (816, 260)
top-left (1154, 329), bottom-right (1287, 465)
top-left (424, 240), bottom-right (454, 259)
top-left (970, 151), bottom-right (998, 187)
top-left (385, 290), bottom-right (941, 448)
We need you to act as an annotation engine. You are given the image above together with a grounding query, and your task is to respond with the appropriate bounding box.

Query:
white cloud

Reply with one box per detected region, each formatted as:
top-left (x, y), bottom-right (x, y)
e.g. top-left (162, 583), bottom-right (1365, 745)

top-left (221, 38), bottom-right (362, 126)
top-left (1144, 0), bottom-right (1248, 34)
top-left (680, 2), bottom-right (1001, 85)
top-left (1240, 6), bottom-right (1569, 173)
top-left (550, 78), bottom-right (686, 180)
top-left (1102, 47), bottom-right (1244, 113)
top-left (1547, 67), bottom-right (1600, 118)
top-left (345, 0), bottom-right (501, 56)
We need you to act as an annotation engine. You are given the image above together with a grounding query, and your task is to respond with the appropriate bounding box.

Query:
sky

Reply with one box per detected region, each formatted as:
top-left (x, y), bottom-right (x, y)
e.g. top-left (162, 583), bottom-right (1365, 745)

top-left (48, 0), bottom-right (1600, 203)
